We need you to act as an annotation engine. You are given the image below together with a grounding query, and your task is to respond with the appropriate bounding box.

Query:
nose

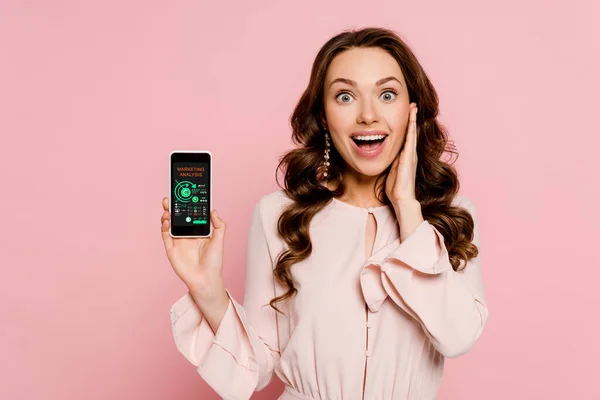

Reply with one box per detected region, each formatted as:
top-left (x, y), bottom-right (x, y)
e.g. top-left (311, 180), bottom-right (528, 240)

top-left (356, 99), bottom-right (379, 125)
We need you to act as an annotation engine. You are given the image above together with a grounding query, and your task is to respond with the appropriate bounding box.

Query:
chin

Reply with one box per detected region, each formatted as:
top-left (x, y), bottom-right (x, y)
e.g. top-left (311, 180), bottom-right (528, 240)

top-left (348, 159), bottom-right (390, 178)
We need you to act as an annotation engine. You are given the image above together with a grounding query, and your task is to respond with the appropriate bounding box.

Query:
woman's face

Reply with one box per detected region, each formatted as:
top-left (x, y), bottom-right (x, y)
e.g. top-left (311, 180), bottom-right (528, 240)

top-left (323, 47), bottom-right (415, 178)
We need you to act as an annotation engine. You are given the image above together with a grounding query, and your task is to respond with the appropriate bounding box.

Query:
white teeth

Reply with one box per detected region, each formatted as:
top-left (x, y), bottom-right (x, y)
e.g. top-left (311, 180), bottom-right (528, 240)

top-left (353, 134), bottom-right (386, 141)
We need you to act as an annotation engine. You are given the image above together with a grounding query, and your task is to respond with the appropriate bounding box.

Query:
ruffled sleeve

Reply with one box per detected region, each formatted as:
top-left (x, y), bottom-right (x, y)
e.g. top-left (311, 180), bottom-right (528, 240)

top-left (169, 197), bottom-right (280, 399)
top-left (359, 196), bottom-right (488, 358)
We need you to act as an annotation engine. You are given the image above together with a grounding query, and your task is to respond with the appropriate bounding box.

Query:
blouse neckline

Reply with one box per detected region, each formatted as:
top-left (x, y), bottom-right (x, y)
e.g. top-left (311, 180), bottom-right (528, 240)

top-left (332, 197), bottom-right (394, 214)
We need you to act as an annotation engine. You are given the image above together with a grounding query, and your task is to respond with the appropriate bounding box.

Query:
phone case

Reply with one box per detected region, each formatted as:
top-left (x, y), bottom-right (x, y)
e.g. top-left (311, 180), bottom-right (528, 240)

top-left (169, 150), bottom-right (212, 238)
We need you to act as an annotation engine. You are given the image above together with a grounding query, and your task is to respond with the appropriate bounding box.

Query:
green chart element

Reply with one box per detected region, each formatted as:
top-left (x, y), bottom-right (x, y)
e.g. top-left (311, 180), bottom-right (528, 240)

top-left (174, 180), bottom-right (195, 203)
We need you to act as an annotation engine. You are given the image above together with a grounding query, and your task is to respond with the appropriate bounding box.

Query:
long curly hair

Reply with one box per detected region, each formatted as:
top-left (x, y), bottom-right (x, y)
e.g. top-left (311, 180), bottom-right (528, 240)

top-left (269, 27), bottom-right (479, 314)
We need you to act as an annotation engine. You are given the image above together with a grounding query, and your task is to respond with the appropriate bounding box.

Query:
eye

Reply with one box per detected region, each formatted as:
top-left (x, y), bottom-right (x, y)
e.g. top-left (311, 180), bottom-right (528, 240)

top-left (381, 90), bottom-right (398, 101)
top-left (335, 92), bottom-right (353, 103)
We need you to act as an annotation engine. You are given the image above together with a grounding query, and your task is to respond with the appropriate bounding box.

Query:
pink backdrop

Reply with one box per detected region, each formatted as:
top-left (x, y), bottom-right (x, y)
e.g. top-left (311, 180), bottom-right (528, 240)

top-left (1, 1), bottom-right (598, 399)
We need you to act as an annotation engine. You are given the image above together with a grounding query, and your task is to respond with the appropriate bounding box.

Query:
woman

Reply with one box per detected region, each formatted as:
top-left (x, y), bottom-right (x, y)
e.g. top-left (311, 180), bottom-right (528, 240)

top-left (161, 27), bottom-right (488, 400)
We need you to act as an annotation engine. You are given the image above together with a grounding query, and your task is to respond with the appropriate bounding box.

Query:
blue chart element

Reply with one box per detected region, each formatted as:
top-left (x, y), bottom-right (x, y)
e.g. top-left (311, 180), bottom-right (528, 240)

top-left (174, 181), bottom-right (195, 203)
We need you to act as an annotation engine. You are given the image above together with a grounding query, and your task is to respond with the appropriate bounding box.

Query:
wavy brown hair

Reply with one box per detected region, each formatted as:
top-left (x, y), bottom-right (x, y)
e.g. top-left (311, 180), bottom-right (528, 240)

top-left (269, 27), bottom-right (479, 314)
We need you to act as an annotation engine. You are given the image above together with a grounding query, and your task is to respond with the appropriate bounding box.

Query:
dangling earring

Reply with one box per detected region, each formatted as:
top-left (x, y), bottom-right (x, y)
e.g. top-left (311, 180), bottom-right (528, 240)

top-left (323, 131), bottom-right (331, 178)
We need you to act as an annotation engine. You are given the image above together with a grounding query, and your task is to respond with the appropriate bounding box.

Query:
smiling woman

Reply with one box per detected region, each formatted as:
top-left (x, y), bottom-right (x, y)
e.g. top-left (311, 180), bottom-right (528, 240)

top-left (165, 26), bottom-right (488, 400)
top-left (325, 53), bottom-right (408, 167)
top-left (274, 30), bottom-right (479, 308)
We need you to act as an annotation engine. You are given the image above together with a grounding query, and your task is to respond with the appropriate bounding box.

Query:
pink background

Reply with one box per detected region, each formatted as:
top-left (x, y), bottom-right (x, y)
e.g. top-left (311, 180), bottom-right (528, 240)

top-left (1, 1), bottom-right (598, 399)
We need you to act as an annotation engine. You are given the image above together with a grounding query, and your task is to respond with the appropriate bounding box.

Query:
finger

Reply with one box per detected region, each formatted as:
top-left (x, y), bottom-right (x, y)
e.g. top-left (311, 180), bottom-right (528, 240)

top-left (392, 152), bottom-right (400, 172)
top-left (161, 217), bottom-right (174, 250)
top-left (412, 106), bottom-right (418, 155)
top-left (404, 106), bottom-right (417, 158)
top-left (162, 197), bottom-right (169, 211)
top-left (402, 104), bottom-right (416, 150)
top-left (388, 153), bottom-right (400, 183)
top-left (160, 210), bottom-right (169, 224)
top-left (210, 209), bottom-right (226, 242)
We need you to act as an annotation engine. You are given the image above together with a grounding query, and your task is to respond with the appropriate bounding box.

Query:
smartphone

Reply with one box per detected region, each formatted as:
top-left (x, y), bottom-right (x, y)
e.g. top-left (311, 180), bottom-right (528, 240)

top-left (169, 150), bottom-right (212, 238)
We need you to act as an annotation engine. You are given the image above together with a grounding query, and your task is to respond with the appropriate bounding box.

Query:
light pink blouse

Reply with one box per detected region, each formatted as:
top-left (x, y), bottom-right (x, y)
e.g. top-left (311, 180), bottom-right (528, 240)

top-left (169, 189), bottom-right (488, 400)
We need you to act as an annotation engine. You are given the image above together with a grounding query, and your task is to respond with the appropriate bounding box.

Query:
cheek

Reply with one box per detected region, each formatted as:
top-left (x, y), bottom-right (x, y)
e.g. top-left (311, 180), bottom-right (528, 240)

top-left (325, 103), bottom-right (355, 129)
top-left (385, 108), bottom-right (409, 132)
top-left (329, 133), bottom-right (348, 154)
top-left (387, 114), bottom-right (409, 152)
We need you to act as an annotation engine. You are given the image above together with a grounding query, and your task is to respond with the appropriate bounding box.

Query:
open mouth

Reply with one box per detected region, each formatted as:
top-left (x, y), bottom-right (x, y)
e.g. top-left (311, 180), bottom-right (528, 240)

top-left (351, 135), bottom-right (387, 150)
top-left (349, 133), bottom-right (388, 158)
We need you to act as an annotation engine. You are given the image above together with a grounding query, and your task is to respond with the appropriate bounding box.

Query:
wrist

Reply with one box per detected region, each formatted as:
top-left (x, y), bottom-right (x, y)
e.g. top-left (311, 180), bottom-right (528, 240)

top-left (188, 276), bottom-right (228, 306)
top-left (189, 278), bottom-right (231, 335)
top-left (192, 288), bottom-right (229, 316)
top-left (393, 200), bottom-right (425, 242)
top-left (392, 199), bottom-right (421, 213)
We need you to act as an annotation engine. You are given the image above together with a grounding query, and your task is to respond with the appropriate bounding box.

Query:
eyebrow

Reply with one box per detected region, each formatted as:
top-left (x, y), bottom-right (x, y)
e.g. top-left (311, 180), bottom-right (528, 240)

top-left (328, 76), bottom-right (402, 88)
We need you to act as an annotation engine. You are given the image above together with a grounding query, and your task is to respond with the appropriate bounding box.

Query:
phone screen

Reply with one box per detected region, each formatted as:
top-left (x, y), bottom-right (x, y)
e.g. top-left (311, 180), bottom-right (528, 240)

top-left (170, 152), bottom-right (211, 237)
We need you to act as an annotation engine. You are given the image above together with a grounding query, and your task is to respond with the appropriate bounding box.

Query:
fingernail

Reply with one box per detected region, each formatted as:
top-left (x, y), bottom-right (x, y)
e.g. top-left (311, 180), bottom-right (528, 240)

top-left (213, 209), bottom-right (219, 217)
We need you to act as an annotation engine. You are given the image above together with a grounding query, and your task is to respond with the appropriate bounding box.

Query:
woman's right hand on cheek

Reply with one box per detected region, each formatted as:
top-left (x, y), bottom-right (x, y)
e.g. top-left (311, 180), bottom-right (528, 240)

top-left (160, 197), bottom-right (227, 303)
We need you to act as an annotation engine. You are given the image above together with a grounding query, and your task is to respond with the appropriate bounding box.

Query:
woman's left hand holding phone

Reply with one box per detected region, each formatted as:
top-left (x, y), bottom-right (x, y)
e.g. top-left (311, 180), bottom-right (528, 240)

top-left (161, 197), bottom-right (230, 334)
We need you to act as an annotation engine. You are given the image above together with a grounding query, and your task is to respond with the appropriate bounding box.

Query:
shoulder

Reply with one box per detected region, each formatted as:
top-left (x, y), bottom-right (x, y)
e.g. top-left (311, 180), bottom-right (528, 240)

top-left (257, 189), bottom-right (292, 214)
top-left (247, 189), bottom-right (292, 250)
top-left (259, 188), bottom-right (292, 207)
top-left (452, 194), bottom-right (480, 226)
top-left (452, 194), bottom-right (476, 212)
top-left (253, 189), bottom-right (293, 228)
